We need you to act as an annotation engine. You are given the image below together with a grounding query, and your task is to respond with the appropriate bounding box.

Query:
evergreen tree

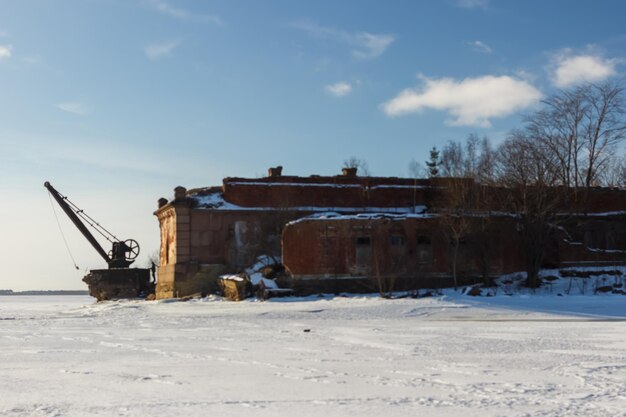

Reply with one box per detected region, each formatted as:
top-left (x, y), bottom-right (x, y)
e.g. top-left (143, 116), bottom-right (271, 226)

top-left (426, 146), bottom-right (440, 178)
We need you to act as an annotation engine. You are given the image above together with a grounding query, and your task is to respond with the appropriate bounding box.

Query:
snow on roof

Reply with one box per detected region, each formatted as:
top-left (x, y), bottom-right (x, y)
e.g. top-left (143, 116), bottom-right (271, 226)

top-left (187, 190), bottom-right (626, 217)
top-left (580, 211), bottom-right (626, 217)
top-left (370, 184), bottom-right (432, 190)
top-left (227, 181), bottom-right (362, 188)
top-left (226, 181), bottom-right (431, 190)
top-left (190, 190), bottom-right (427, 214)
top-left (286, 210), bottom-right (432, 226)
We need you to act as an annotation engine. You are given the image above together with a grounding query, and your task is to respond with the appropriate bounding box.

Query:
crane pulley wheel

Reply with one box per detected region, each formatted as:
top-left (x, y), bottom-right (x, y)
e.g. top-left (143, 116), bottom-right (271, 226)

top-left (124, 239), bottom-right (140, 261)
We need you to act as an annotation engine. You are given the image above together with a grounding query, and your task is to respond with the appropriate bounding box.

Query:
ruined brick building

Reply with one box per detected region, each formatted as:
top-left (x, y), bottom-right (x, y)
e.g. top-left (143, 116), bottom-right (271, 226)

top-left (153, 167), bottom-right (626, 299)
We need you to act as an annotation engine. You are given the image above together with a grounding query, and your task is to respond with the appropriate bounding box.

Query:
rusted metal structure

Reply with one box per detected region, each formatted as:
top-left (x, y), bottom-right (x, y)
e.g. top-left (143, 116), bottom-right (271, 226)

top-left (45, 181), bottom-right (153, 301)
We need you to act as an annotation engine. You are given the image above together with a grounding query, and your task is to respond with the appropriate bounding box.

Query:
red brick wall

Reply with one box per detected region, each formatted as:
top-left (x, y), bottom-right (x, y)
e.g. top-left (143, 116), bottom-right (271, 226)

top-left (282, 217), bottom-right (526, 279)
top-left (156, 176), bottom-right (626, 296)
top-left (222, 176), bottom-right (437, 208)
top-left (221, 177), bottom-right (626, 213)
top-left (283, 215), bottom-right (626, 282)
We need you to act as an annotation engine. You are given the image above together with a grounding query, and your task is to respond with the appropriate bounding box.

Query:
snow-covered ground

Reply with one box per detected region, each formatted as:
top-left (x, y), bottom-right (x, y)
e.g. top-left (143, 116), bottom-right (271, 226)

top-left (1, 293), bottom-right (625, 417)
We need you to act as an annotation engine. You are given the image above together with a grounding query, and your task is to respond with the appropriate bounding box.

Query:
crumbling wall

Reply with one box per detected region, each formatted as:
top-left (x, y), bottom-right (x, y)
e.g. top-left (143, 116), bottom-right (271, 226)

top-left (559, 240), bottom-right (626, 267)
top-left (187, 210), bottom-right (290, 268)
top-left (154, 174), bottom-right (626, 298)
top-left (158, 208), bottom-right (176, 266)
top-left (282, 216), bottom-right (526, 292)
top-left (155, 195), bottom-right (304, 298)
top-left (221, 176), bottom-right (434, 209)
top-left (283, 217), bottom-right (439, 277)
top-left (155, 201), bottom-right (191, 299)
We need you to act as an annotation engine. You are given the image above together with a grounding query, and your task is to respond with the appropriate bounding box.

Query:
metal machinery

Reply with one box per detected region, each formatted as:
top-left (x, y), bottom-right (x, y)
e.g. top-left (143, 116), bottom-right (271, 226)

top-left (45, 181), bottom-right (154, 301)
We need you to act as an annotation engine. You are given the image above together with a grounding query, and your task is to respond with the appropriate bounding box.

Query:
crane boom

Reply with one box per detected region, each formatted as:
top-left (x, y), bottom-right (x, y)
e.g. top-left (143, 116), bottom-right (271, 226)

top-left (44, 181), bottom-right (112, 264)
top-left (44, 181), bottom-right (151, 300)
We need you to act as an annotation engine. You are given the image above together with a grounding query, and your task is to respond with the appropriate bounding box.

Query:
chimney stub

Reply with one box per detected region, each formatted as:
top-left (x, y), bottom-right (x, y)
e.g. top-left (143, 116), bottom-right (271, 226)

top-left (268, 166), bottom-right (283, 177)
top-left (174, 186), bottom-right (187, 201)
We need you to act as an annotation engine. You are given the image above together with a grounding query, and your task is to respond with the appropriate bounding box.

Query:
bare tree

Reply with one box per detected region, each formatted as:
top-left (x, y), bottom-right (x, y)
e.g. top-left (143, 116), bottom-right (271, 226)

top-left (408, 159), bottom-right (425, 213)
top-left (439, 134), bottom-right (493, 182)
top-left (597, 154), bottom-right (626, 188)
top-left (372, 237), bottom-right (399, 299)
top-left (497, 82), bottom-right (626, 287)
top-left (495, 132), bottom-right (565, 288)
top-left (477, 136), bottom-right (496, 185)
top-left (616, 157), bottom-right (626, 188)
top-left (580, 82), bottom-right (626, 188)
top-left (343, 156), bottom-right (371, 176)
top-left (525, 88), bottom-right (586, 188)
top-left (436, 178), bottom-right (477, 289)
top-left (408, 159), bottom-right (424, 179)
top-left (440, 141), bottom-right (464, 177)
top-left (522, 82), bottom-right (626, 191)
top-left (464, 134), bottom-right (480, 178)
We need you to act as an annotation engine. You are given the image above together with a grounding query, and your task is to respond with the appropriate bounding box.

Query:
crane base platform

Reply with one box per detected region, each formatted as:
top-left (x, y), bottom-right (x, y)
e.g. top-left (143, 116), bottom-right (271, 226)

top-left (83, 268), bottom-right (154, 301)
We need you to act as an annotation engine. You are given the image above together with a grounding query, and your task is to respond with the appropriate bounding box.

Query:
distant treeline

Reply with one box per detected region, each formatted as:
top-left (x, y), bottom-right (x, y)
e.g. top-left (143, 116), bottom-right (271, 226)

top-left (0, 290), bottom-right (88, 296)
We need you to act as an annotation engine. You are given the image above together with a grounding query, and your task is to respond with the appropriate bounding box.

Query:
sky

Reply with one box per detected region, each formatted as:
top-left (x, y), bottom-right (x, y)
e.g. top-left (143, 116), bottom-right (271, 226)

top-left (1, 0), bottom-right (626, 290)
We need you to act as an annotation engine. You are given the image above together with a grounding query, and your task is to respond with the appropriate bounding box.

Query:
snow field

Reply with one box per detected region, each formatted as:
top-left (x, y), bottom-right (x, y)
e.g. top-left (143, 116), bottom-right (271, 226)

top-left (0, 294), bottom-right (625, 417)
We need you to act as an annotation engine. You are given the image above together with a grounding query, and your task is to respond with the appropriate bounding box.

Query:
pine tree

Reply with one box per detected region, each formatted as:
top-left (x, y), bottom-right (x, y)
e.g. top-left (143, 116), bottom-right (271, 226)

top-left (426, 146), bottom-right (440, 178)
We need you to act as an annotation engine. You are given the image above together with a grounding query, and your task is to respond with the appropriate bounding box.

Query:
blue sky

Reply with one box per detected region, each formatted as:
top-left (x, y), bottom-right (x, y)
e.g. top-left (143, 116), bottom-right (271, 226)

top-left (1, 0), bottom-right (625, 290)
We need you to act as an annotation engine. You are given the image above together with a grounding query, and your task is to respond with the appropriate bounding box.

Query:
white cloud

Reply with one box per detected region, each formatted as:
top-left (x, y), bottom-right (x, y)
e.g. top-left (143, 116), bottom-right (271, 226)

top-left (551, 52), bottom-right (617, 88)
top-left (467, 40), bottom-right (492, 54)
top-left (146, 0), bottom-right (222, 25)
top-left (56, 102), bottom-right (91, 115)
top-left (455, 0), bottom-right (490, 9)
top-left (325, 82), bottom-right (352, 97)
top-left (351, 32), bottom-right (395, 60)
top-left (144, 40), bottom-right (179, 60)
top-left (291, 20), bottom-right (395, 60)
top-left (382, 74), bottom-right (542, 127)
top-left (0, 44), bottom-right (12, 60)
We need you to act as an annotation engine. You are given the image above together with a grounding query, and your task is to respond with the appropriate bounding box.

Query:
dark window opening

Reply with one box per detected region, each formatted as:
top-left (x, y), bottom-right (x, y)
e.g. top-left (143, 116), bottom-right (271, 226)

top-left (417, 235), bottom-right (431, 245)
top-left (390, 236), bottom-right (406, 246)
top-left (417, 234), bottom-right (433, 265)
top-left (355, 236), bottom-right (372, 274)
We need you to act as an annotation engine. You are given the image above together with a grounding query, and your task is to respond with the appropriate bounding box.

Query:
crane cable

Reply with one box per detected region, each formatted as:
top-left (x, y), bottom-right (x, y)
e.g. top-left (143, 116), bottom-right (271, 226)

top-left (63, 195), bottom-right (120, 244)
top-left (48, 192), bottom-right (80, 270)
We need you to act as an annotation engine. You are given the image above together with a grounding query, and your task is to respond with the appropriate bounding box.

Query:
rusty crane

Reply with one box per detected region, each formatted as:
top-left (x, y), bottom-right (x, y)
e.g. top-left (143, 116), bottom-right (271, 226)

top-left (45, 181), bottom-right (154, 301)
